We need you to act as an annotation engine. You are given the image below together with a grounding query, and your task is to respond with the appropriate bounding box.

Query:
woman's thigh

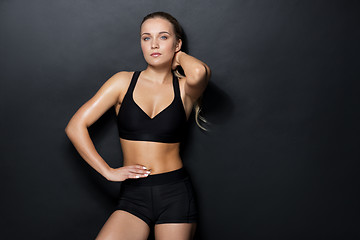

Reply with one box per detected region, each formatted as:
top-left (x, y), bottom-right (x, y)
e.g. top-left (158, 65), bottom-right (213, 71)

top-left (154, 223), bottom-right (197, 240)
top-left (95, 210), bottom-right (150, 240)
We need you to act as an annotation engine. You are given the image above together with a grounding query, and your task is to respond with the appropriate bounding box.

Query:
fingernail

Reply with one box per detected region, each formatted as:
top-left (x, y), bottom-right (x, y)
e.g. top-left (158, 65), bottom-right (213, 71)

top-left (136, 175), bottom-right (140, 178)
top-left (146, 171), bottom-right (150, 174)
top-left (142, 166), bottom-right (147, 169)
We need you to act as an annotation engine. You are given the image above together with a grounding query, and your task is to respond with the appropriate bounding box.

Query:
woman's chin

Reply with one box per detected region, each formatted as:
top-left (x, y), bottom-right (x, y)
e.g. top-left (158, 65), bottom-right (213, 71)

top-left (146, 60), bottom-right (172, 69)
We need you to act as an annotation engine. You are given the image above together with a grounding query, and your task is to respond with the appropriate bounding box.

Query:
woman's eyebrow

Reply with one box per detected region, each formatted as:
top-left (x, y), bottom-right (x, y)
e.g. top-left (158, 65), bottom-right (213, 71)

top-left (159, 31), bottom-right (171, 35)
top-left (141, 31), bottom-right (171, 36)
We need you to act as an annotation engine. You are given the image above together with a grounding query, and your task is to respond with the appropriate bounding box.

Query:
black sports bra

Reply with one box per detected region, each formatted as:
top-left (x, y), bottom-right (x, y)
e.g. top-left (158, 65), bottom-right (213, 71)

top-left (116, 71), bottom-right (188, 143)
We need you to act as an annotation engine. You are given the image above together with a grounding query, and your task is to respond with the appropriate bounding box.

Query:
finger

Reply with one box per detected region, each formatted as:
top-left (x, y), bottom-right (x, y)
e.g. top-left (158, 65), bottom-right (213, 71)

top-left (126, 165), bottom-right (146, 172)
top-left (129, 173), bottom-right (140, 179)
top-left (128, 173), bottom-right (149, 179)
top-left (129, 168), bottom-right (151, 175)
top-left (134, 165), bottom-right (148, 170)
top-left (130, 165), bottom-right (150, 172)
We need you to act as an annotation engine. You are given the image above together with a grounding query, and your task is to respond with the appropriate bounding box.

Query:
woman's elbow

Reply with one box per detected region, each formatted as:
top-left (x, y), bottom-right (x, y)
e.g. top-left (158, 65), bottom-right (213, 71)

top-left (191, 65), bottom-right (209, 83)
top-left (65, 123), bottom-right (75, 138)
top-left (194, 65), bottom-right (206, 78)
top-left (65, 119), bottom-right (83, 138)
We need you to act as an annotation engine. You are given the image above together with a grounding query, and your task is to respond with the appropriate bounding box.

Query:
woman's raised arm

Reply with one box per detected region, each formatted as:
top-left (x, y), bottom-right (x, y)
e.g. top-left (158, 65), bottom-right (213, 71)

top-left (65, 72), bottom-right (125, 179)
top-left (173, 51), bottom-right (211, 102)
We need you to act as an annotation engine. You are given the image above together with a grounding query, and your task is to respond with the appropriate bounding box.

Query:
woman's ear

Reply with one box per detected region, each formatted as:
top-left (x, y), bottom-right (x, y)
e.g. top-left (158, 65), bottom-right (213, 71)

top-left (175, 39), bottom-right (182, 52)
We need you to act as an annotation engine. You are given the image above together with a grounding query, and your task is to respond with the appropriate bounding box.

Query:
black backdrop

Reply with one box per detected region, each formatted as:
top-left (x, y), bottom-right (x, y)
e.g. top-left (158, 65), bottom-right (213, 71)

top-left (1, 0), bottom-right (359, 239)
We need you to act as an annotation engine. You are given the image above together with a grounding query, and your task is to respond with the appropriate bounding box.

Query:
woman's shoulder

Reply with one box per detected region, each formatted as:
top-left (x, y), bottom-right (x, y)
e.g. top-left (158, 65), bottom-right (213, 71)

top-left (110, 70), bottom-right (135, 81)
top-left (106, 71), bottom-right (138, 108)
top-left (106, 71), bottom-right (136, 87)
top-left (106, 71), bottom-right (138, 96)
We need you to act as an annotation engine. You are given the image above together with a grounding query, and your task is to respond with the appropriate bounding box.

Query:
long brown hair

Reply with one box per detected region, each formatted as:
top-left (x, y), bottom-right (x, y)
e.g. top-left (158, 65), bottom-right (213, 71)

top-left (141, 11), bottom-right (208, 131)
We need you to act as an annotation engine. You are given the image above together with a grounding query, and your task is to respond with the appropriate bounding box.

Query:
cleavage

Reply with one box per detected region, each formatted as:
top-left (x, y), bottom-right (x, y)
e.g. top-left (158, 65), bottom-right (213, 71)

top-left (132, 75), bottom-right (175, 119)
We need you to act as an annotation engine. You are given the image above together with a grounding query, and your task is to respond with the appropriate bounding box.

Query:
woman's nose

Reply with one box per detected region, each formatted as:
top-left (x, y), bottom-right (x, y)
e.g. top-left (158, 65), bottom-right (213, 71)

top-left (151, 39), bottom-right (159, 49)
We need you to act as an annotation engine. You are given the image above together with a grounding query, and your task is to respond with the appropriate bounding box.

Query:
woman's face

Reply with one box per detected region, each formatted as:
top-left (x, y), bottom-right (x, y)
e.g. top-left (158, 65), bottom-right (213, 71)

top-left (140, 17), bottom-right (181, 68)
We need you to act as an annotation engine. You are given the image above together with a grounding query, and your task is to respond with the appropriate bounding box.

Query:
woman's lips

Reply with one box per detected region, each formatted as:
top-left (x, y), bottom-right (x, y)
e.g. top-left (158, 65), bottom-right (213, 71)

top-left (151, 53), bottom-right (161, 57)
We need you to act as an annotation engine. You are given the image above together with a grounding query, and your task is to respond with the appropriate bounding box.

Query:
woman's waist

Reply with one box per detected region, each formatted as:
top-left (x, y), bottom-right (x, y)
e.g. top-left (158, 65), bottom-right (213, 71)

top-left (123, 154), bottom-right (183, 175)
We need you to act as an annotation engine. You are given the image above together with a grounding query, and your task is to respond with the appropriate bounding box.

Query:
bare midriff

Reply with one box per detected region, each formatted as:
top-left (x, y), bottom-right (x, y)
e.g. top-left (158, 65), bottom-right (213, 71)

top-left (119, 138), bottom-right (183, 175)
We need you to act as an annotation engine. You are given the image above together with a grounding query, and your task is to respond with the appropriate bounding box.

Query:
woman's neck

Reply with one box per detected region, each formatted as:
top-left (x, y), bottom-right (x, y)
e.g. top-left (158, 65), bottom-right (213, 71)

top-left (143, 65), bottom-right (173, 84)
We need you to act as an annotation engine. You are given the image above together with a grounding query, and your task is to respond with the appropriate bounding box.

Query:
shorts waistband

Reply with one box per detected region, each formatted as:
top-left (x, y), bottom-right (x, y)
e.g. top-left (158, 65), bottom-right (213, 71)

top-left (122, 167), bottom-right (189, 186)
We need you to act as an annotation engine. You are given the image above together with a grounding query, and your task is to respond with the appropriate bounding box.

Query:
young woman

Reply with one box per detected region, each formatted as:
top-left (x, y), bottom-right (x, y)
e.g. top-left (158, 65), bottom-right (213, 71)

top-left (65, 12), bottom-right (210, 240)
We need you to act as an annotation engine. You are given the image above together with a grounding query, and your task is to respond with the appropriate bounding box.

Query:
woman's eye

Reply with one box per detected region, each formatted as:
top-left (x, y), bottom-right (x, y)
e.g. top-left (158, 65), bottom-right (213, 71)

top-left (160, 36), bottom-right (168, 40)
top-left (143, 37), bottom-right (150, 41)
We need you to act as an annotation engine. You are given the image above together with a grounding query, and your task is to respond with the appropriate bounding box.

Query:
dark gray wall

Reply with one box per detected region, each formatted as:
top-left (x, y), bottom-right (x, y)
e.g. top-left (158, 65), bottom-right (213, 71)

top-left (1, 0), bottom-right (359, 239)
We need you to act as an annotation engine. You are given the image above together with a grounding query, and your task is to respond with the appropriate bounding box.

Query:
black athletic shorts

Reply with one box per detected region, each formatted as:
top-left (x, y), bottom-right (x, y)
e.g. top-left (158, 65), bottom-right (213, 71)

top-left (115, 167), bottom-right (198, 228)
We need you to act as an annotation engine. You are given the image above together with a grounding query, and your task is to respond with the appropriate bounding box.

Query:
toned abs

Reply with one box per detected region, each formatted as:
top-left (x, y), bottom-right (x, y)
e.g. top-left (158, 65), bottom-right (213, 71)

top-left (120, 138), bottom-right (183, 175)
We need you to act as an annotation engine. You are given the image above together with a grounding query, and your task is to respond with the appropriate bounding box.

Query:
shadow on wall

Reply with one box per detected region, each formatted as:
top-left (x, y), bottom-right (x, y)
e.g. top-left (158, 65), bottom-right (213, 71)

top-left (182, 79), bottom-right (236, 142)
top-left (201, 81), bottom-right (235, 126)
top-left (180, 77), bottom-right (236, 158)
